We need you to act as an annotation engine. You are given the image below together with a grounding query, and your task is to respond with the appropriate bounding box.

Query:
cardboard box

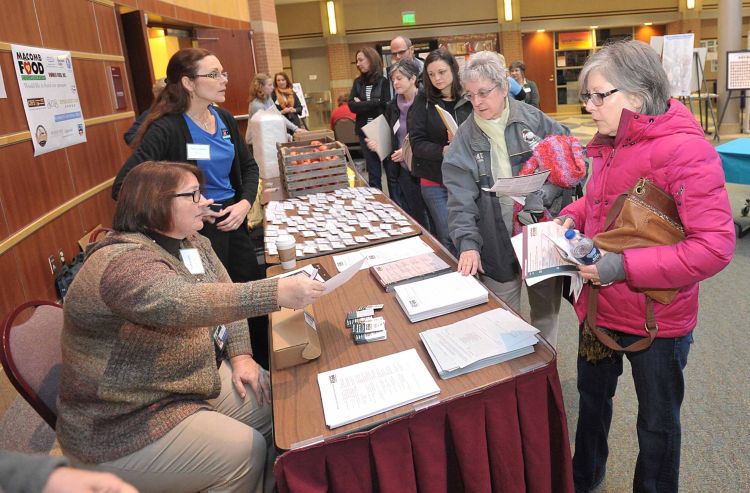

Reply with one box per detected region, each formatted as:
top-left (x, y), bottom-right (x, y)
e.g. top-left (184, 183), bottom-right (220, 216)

top-left (271, 306), bottom-right (321, 370)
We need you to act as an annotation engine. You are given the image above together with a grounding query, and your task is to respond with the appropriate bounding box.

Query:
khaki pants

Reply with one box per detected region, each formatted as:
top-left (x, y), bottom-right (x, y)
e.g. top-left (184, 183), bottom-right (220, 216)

top-left (73, 361), bottom-right (275, 493)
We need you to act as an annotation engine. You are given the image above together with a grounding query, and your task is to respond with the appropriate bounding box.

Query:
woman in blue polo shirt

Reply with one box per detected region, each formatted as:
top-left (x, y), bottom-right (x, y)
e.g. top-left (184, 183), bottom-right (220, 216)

top-left (113, 47), bottom-right (268, 364)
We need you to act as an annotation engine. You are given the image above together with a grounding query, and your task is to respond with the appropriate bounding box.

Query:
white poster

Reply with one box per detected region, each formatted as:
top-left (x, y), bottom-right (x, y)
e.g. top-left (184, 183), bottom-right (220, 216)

top-left (11, 44), bottom-right (86, 156)
top-left (292, 82), bottom-right (309, 119)
top-left (0, 64), bottom-right (6, 99)
top-left (662, 34), bottom-right (695, 97)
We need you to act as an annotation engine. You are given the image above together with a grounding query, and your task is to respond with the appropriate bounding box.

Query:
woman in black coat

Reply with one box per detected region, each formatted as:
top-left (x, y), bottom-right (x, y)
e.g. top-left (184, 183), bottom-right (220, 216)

top-left (407, 48), bottom-right (472, 255)
top-left (348, 47), bottom-right (398, 200)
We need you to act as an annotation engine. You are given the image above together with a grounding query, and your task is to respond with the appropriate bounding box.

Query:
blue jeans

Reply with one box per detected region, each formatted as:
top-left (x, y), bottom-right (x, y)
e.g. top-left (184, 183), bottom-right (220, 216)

top-left (573, 327), bottom-right (693, 493)
top-left (421, 185), bottom-right (456, 256)
top-left (359, 135), bottom-right (383, 190)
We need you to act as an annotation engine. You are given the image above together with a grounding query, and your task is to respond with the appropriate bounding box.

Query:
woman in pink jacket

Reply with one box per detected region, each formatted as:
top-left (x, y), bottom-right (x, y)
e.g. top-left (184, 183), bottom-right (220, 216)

top-left (557, 40), bottom-right (735, 493)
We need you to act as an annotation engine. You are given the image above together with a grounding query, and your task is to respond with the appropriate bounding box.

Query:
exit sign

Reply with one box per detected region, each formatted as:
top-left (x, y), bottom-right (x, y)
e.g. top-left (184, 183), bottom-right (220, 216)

top-left (402, 11), bottom-right (416, 25)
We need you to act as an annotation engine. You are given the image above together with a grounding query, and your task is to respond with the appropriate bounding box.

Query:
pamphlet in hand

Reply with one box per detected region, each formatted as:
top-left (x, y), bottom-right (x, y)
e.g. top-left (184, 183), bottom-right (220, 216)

top-left (434, 105), bottom-right (458, 136)
top-left (511, 221), bottom-right (583, 300)
top-left (361, 115), bottom-right (392, 161)
top-left (481, 170), bottom-right (551, 200)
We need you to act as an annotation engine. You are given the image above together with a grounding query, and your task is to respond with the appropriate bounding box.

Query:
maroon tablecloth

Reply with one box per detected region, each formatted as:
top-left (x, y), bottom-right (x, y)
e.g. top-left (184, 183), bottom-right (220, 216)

top-left (274, 361), bottom-right (573, 493)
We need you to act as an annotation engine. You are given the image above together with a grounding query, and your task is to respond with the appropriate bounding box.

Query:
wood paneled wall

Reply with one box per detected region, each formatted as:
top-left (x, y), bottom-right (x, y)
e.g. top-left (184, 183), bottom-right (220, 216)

top-left (0, 0), bottom-right (252, 320)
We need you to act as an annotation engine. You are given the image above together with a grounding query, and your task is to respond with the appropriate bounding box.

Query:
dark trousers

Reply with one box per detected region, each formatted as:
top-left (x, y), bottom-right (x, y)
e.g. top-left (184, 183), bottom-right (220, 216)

top-left (359, 135), bottom-right (383, 190)
top-left (384, 160), bottom-right (405, 209)
top-left (397, 169), bottom-right (430, 230)
top-left (200, 218), bottom-right (270, 369)
top-left (573, 326), bottom-right (693, 493)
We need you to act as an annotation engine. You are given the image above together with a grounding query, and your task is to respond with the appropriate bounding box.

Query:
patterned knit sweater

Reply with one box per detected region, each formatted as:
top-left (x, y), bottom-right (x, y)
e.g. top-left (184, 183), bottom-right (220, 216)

top-left (57, 232), bottom-right (278, 463)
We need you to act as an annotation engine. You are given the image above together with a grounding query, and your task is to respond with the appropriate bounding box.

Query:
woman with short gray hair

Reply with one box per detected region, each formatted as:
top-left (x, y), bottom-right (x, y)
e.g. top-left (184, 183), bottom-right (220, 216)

top-left (442, 50), bottom-right (572, 347)
top-left (556, 39), bottom-right (734, 493)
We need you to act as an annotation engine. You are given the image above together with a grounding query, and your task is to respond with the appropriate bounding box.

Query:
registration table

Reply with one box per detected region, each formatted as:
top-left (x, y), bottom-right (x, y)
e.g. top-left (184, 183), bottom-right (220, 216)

top-left (268, 231), bottom-right (574, 493)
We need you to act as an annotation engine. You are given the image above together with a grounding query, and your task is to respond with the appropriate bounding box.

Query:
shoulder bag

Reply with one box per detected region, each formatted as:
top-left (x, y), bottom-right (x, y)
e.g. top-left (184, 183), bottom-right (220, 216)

top-left (585, 177), bottom-right (685, 353)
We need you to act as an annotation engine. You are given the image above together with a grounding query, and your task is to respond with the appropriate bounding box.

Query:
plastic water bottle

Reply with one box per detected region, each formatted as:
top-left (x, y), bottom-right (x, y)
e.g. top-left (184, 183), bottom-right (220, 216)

top-left (564, 228), bottom-right (601, 265)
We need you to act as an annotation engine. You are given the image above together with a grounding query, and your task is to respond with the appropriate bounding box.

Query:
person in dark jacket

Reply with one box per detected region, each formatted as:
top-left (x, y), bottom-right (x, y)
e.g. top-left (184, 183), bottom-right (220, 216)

top-left (271, 71), bottom-right (303, 129)
top-left (365, 59), bottom-right (429, 228)
top-left (348, 47), bottom-right (393, 195)
top-left (123, 77), bottom-right (166, 146)
top-left (407, 48), bottom-right (472, 255)
top-left (509, 61), bottom-right (540, 109)
top-left (112, 48), bottom-right (270, 367)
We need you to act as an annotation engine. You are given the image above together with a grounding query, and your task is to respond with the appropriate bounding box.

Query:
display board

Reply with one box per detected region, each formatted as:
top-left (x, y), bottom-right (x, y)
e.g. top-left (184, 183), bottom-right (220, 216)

top-left (726, 50), bottom-right (750, 90)
top-left (662, 33), bottom-right (694, 97)
top-left (11, 44), bottom-right (86, 156)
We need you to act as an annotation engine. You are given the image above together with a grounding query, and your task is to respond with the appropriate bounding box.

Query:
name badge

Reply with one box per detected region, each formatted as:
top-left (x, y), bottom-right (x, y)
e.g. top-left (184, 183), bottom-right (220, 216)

top-left (392, 120), bottom-right (400, 134)
top-left (523, 86), bottom-right (531, 93)
top-left (221, 128), bottom-right (231, 140)
top-left (213, 324), bottom-right (228, 351)
top-left (179, 248), bottom-right (205, 274)
top-left (186, 143), bottom-right (211, 160)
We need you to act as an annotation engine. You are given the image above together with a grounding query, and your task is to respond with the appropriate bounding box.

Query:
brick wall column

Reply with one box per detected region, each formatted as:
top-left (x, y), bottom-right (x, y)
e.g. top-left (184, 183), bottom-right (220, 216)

top-left (497, 0), bottom-right (522, 64)
top-left (247, 0), bottom-right (283, 75)
top-left (327, 39), bottom-right (353, 106)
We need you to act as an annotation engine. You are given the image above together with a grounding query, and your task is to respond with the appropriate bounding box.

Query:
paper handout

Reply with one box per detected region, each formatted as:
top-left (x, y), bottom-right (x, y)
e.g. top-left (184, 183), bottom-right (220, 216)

top-left (322, 256), bottom-right (366, 295)
top-left (434, 105), bottom-right (458, 136)
top-left (361, 115), bottom-right (392, 161)
top-left (481, 170), bottom-right (551, 196)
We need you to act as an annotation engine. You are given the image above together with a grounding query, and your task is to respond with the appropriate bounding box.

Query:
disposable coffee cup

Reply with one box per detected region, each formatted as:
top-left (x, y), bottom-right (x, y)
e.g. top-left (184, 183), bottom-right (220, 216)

top-left (276, 235), bottom-right (297, 270)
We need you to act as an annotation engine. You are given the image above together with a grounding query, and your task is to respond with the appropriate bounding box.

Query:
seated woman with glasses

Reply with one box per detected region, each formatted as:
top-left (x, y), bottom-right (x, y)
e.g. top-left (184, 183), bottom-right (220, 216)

top-left (407, 48), bottom-right (472, 256)
top-left (113, 48), bottom-right (272, 366)
top-left (58, 161), bottom-right (325, 493)
top-left (555, 40), bottom-right (734, 493)
top-left (442, 51), bottom-right (570, 346)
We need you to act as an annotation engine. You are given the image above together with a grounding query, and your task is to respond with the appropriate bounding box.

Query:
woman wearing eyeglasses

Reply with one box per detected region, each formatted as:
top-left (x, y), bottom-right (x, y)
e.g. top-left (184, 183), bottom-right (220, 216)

top-left (553, 40), bottom-right (734, 493)
top-left (61, 162), bottom-right (325, 493)
top-left (407, 48), bottom-right (472, 256)
top-left (441, 51), bottom-right (570, 346)
top-left (113, 48), bottom-right (271, 366)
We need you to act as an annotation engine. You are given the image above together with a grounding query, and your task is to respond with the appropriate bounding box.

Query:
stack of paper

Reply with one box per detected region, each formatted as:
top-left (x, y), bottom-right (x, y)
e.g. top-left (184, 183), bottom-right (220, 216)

top-left (317, 348), bottom-right (440, 429)
top-left (419, 308), bottom-right (539, 379)
top-left (393, 272), bottom-right (488, 323)
top-left (369, 252), bottom-right (451, 291)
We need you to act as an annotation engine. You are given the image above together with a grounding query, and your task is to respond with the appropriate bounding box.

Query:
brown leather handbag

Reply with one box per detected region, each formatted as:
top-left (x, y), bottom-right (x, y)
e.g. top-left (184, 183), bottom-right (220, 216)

top-left (586, 178), bottom-right (685, 352)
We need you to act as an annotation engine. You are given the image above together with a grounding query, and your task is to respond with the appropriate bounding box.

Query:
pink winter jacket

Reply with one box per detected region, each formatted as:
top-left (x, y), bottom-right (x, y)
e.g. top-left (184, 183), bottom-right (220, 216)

top-left (560, 99), bottom-right (735, 338)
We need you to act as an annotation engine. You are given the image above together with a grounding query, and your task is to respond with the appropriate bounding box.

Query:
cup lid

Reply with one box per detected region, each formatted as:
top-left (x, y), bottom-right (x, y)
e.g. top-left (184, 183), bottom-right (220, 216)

top-left (276, 234), bottom-right (295, 246)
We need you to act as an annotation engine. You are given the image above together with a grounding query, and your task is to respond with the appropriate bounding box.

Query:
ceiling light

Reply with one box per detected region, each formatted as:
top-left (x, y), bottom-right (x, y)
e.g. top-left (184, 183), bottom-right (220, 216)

top-left (327, 0), bottom-right (337, 35)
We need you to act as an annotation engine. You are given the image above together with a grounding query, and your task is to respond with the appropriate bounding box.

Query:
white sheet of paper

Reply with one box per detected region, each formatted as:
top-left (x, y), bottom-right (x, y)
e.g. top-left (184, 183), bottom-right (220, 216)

top-left (361, 115), bottom-right (392, 161)
top-left (482, 170), bottom-right (550, 195)
top-left (322, 256), bottom-right (366, 295)
top-left (332, 236), bottom-right (434, 272)
top-left (434, 105), bottom-right (458, 135)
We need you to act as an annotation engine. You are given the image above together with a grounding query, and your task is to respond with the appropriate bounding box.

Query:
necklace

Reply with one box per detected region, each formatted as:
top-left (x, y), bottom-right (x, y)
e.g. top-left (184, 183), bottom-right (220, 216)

top-left (187, 109), bottom-right (213, 132)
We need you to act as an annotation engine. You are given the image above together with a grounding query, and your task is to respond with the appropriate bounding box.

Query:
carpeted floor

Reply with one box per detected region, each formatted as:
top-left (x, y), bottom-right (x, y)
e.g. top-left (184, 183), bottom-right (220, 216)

top-left (2, 117), bottom-right (748, 491)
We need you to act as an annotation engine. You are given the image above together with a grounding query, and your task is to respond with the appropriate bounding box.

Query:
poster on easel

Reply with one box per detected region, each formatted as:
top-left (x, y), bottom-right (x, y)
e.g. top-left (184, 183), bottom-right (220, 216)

top-left (726, 50), bottom-right (750, 90)
top-left (11, 44), bottom-right (86, 156)
top-left (292, 82), bottom-right (309, 119)
top-left (662, 33), bottom-right (695, 97)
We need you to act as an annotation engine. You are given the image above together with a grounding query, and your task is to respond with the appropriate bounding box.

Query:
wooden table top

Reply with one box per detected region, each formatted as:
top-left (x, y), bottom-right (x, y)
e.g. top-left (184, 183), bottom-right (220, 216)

top-left (268, 233), bottom-right (556, 451)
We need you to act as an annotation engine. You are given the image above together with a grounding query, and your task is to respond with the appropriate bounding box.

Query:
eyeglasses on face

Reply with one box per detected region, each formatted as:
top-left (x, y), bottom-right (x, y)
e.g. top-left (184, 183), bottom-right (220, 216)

top-left (193, 71), bottom-right (229, 81)
top-left (464, 83), bottom-right (500, 102)
top-left (391, 49), bottom-right (408, 57)
top-left (580, 88), bottom-right (619, 106)
top-left (172, 190), bottom-right (202, 203)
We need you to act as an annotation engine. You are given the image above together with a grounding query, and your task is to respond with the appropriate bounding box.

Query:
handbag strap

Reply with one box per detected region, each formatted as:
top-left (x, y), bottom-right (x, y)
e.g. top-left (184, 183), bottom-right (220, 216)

top-left (585, 285), bottom-right (658, 352)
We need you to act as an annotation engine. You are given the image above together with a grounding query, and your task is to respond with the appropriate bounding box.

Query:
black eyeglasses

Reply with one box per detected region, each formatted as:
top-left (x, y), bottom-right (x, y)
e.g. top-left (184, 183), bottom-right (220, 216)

top-left (172, 190), bottom-right (202, 203)
top-left (581, 88), bottom-right (619, 106)
top-left (391, 49), bottom-right (408, 57)
top-left (193, 71), bottom-right (229, 81)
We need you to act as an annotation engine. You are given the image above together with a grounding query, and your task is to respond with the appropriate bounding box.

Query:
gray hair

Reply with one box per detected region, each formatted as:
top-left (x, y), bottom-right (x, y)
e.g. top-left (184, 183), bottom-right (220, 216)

top-left (390, 58), bottom-right (420, 80)
top-left (578, 40), bottom-right (670, 115)
top-left (461, 51), bottom-right (508, 91)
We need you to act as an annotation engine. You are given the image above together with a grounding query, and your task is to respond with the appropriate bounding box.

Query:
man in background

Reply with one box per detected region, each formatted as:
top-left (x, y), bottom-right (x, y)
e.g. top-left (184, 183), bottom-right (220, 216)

top-left (386, 36), bottom-right (424, 98)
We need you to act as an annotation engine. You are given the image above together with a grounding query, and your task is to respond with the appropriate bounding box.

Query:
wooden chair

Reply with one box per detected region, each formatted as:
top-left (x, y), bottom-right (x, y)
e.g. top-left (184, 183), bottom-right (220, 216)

top-left (333, 117), bottom-right (361, 153)
top-left (0, 300), bottom-right (63, 430)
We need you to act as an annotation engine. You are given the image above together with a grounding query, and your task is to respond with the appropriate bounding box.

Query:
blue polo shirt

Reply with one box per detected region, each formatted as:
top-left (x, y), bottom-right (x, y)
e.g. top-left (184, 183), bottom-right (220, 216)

top-left (184, 106), bottom-right (236, 202)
